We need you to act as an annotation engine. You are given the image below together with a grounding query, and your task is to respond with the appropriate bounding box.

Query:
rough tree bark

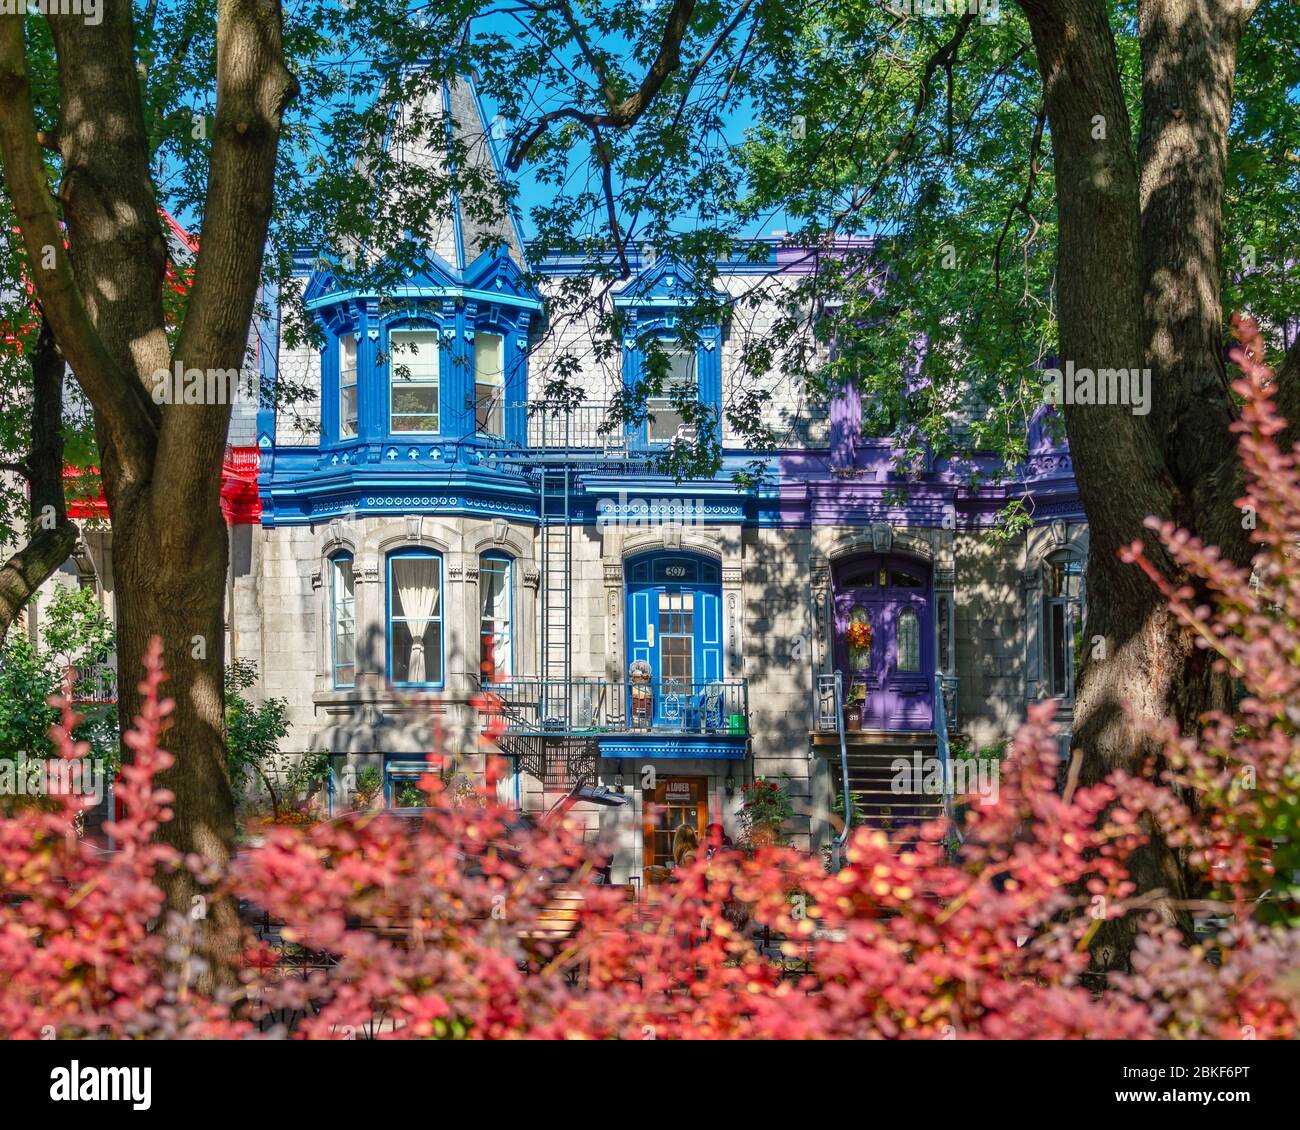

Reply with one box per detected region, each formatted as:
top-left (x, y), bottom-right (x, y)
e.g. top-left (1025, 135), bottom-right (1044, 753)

top-left (0, 312), bottom-right (78, 646)
top-left (0, 3), bottom-right (297, 986)
top-left (1016, 0), bottom-right (1263, 967)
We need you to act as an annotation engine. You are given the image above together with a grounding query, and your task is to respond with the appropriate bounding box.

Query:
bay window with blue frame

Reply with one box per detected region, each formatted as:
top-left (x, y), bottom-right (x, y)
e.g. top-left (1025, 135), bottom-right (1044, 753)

top-left (387, 548), bottom-right (444, 688)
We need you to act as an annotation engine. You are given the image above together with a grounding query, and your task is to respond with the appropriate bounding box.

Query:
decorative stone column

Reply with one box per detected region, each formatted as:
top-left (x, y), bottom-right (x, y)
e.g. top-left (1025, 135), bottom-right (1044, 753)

top-left (722, 563), bottom-right (743, 678)
top-left (810, 563), bottom-right (831, 676)
top-left (602, 561), bottom-right (624, 681)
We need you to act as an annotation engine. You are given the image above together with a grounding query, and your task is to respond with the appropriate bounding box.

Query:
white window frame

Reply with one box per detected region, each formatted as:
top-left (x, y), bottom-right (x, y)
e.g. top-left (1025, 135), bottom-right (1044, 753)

top-left (339, 335), bottom-right (358, 439)
top-left (474, 331), bottom-right (505, 437)
top-left (389, 329), bottom-right (440, 434)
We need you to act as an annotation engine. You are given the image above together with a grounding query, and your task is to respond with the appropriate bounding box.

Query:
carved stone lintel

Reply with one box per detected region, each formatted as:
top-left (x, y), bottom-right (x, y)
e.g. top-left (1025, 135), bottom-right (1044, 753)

top-left (355, 561), bottom-right (380, 586)
top-left (523, 565), bottom-right (540, 590)
top-left (603, 562), bottom-right (624, 587)
top-left (721, 565), bottom-right (743, 586)
top-left (869, 521), bottom-right (894, 552)
top-left (664, 526), bottom-right (682, 550)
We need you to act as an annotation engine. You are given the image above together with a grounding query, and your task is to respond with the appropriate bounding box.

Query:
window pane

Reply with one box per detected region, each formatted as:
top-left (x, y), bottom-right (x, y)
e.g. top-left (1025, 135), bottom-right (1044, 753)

top-left (390, 555), bottom-right (442, 685)
top-left (340, 337), bottom-right (358, 438)
top-left (848, 605), bottom-right (871, 670)
top-left (891, 571), bottom-right (924, 589)
top-left (648, 349), bottom-right (698, 442)
top-left (474, 332), bottom-right (504, 436)
top-left (333, 557), bottom-right (355, 686)
top-left (341, 384), bottom-right (358, 438)
top-left (479, 557), bottom-right (511, 681)
top-left (390, 331), bottom-right (439, 433)
top-left (1049, 603), bottom-right (1068, 696)
top-left (391, 621), bottom-right (442, 684)
top-left (897, 608), bottom-right (921, 672)
top-left (838, 563), bottom-right (876, 588)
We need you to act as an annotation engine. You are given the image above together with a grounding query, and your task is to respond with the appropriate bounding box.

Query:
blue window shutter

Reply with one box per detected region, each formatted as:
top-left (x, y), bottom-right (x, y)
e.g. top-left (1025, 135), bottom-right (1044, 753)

top-left (699, 334), bottom-right (722, 422)
top-left (698, 590), bottom-right (721, 682)
top-left (628, 589), bottom-right (653, 668)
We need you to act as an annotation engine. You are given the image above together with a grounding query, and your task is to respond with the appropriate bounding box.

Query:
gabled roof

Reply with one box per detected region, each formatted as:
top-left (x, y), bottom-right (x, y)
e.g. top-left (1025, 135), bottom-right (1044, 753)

top-left (613, 253), bottom-right (719, 307)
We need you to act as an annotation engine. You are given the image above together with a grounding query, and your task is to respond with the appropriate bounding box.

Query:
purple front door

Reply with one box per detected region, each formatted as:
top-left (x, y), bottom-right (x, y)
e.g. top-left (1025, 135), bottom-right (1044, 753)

top-left (834, 555), bottom-right (933, 731)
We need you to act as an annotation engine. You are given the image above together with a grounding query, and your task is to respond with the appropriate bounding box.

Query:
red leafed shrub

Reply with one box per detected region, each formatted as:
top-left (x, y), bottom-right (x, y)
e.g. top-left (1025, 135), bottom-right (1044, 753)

top-left (2, 318), bottom-right (1299, 1039)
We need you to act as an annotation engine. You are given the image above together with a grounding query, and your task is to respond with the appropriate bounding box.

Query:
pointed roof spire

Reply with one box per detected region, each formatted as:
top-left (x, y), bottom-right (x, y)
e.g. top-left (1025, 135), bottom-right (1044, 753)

top-left (382, 69), bottom-right (528, 276)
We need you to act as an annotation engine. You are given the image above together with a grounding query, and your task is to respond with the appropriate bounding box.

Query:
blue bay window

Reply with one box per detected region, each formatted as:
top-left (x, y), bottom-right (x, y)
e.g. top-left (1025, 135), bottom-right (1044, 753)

top-left (387, 549), bottom-right (444, 688)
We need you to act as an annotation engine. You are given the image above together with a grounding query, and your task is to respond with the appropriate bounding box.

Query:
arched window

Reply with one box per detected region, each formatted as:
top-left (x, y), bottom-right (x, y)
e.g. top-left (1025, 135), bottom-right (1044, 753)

top-left (1042, 550), bottom-right (1083, 699)
top-left (339, 335), bottom-right (358, 438)
top-left (479, 553), bottom-right (512, 682)
top-left (389, 329), bottom-right (440, 433)
top-left (330, 554), bottom-right (355, 688)
top-left (387, 550), bottom-right (443, 687)
top-left (896, 608), bottom-right (921, 672)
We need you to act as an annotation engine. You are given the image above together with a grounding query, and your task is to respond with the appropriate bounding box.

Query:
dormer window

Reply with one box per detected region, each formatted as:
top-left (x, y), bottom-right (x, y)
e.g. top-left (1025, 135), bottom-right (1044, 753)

top-left (647, 349), bottom-right (698, 443)
top-left (474, 331), bottom-right (505, 437)
top-left (339, 335), bottom-right (358, 438)
top-left (389, 329), bottom-right (440, 433)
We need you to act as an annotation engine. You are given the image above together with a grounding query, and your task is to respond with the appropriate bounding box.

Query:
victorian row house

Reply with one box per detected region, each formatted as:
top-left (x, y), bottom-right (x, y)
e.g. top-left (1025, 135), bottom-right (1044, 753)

top-left (38, 73), bottom-right (1087, 886)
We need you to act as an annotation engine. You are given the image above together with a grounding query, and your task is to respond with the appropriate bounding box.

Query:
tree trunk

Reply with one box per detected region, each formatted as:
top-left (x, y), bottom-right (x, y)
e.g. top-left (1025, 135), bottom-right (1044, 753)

top-left (0, 1), bottom-right (296, 990)
top-left (112, 494), bottom-right (239, 986)
top-left (1017, 0), bottom-right (1262, 968)
top-left (0, 313), bottom-right (78, 646)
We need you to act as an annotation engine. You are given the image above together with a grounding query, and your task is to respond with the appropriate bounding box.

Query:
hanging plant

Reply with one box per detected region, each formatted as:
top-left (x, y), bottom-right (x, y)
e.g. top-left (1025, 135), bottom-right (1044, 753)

top-left (845, 620), bottom-right (873, 651)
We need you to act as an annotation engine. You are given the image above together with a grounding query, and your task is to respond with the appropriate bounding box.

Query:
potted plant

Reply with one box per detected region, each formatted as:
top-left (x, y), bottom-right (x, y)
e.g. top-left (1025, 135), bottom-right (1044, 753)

top-left (738, 776), bottom-right (794, 850)
top-left (844, 681), bottom-right (866, 731)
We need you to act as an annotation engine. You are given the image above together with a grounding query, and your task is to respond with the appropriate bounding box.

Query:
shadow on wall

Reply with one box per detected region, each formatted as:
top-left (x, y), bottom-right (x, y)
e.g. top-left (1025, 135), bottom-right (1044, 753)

top-left (311, 624), bottom-right (482, 808)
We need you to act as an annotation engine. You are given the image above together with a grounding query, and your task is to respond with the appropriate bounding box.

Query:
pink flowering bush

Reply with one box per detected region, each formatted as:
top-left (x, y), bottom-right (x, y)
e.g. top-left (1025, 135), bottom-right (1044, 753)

top-left (2, 317), bottom-right (1299, 1038)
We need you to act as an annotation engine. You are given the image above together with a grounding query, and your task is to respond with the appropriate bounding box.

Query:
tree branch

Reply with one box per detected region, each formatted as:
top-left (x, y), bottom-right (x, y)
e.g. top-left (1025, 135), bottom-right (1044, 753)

top-left (507, 0), bottom-right (697, 170)
top-left (0, 312), bottom-right (77, 647)
top-left (159, 0), bottom-right (299, 527)
top-left (0, 14), bottom-right (157, 462)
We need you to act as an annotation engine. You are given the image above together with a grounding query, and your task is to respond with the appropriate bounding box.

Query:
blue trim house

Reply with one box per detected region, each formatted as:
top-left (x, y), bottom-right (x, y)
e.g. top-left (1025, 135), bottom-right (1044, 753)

top-left (242, 73), bottom-right (1090, 884)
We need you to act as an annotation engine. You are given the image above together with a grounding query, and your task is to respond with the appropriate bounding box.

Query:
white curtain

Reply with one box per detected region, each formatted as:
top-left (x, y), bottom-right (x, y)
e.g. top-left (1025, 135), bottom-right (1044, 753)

top-left (396, 557), bottom-right (440, 682)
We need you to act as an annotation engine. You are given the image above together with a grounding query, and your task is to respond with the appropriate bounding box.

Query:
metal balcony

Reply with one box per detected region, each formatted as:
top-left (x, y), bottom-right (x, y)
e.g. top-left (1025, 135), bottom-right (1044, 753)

top-left (481, 677), bottom-right (749, 738)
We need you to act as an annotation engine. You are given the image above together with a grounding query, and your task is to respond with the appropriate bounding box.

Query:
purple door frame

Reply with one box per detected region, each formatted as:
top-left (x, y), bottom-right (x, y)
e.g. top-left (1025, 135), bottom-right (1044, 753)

top-left (833, 554), bottom-right (934, 731)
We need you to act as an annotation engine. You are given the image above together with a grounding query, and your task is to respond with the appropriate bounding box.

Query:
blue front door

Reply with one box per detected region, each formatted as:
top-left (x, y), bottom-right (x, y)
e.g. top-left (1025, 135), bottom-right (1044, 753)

top-left (627, 555), bottom-right (722, 727)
